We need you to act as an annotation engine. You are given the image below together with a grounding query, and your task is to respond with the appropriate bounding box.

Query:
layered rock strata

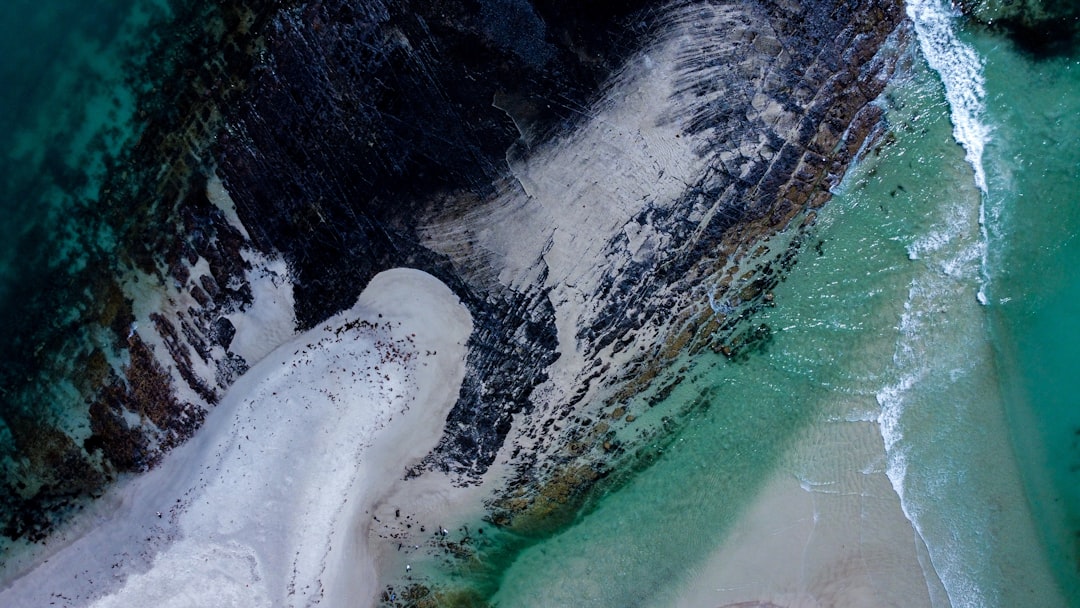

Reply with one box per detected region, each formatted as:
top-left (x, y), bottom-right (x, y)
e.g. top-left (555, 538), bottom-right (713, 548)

top-left (215, 0), bottom-right (908, 487)
top-left (0, 0), bottom-right (907, 555)
top-left (0, 1), bottom-right (269, 542)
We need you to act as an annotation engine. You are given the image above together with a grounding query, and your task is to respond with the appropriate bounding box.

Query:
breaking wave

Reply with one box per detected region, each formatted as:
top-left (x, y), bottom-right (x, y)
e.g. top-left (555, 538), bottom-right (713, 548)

top-left (905, 0), bottom-right (989, 193)
top-left (906, 0), bottom-right (994, 306)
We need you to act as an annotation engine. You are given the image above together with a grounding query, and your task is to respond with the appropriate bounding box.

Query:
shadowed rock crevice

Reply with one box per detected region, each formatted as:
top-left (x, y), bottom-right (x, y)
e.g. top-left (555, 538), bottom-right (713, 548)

top-left (1, 0), bottom-right (908, 548)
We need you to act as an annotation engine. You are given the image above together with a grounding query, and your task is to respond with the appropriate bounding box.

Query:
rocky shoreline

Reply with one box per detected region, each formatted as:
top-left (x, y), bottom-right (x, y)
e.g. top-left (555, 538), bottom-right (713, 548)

top-left (1, 0), bottom-right (907, 581)
top-left (215, 0), bottom-right (909, 487)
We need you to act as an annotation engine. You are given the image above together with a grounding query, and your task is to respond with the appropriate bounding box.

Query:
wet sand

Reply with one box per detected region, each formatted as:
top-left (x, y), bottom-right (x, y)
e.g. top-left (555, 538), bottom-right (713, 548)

top-left (662, 417), bottom-right (948, 608)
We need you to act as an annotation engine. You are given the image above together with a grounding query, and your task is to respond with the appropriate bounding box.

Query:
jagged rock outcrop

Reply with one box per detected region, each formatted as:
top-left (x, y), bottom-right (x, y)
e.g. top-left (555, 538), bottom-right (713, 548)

top-left (216, 0), bottom-right (661, 475)
top-left (215, 0), bottom-right (907, 484)
top-left (0, 0), bottom-right (907, 545)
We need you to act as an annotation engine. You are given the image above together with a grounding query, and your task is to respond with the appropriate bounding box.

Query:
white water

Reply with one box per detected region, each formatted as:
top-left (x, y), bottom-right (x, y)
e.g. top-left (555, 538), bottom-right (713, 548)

top-left (904, 0), bottom-right (995, 307)
top-left (866, 4), bottom-right (1066, 603)
top-left (877, 6), bottom-right (999, 602)
top-left (876, 272), bottom-right (990, 608)
top-left (905, 0), bottom-right (989, 193)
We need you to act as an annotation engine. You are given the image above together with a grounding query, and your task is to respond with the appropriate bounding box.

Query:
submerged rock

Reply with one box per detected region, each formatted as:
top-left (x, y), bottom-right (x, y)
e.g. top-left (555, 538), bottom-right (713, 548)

top-left (957, 0), bottom-right (1080, 57)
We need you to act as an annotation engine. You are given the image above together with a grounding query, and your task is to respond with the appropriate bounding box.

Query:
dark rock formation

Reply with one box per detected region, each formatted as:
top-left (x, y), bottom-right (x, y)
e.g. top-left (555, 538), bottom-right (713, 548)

top-left (0, 0), bottom-right (908, 546)
top-left (213, 0), bottom-right (666, 476)
top-left (0, 0), bottom-right (264, 541)
top-left (215, 0), bottom-right (907, 485)
top-left (217, 0), bottom-right (656, 320)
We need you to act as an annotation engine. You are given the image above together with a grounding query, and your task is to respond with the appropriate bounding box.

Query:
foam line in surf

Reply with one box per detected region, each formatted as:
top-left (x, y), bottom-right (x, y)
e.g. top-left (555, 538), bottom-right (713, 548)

top-left (906, 0), bottom-right (994, 305)
top-left (906, 0), bottom-right (989, 194)
top-left (878, 274), bottom-right (992, 608)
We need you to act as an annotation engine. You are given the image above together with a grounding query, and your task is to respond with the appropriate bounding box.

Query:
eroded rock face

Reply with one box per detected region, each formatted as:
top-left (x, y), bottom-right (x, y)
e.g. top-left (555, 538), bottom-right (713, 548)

top-left (216, 0), bottom-right (660, 477)
top-left (1, 0), bottom-right (908, 544)
top-left (215, 0), bottom-right (908, 484)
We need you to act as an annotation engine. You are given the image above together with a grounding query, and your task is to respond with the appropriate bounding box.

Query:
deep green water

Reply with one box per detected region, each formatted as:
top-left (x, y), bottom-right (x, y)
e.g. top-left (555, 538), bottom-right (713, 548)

top-left (0, 0), bottom-right (140, 517)
top-left (1, 1), bottom-right (1078, 606)
top-left (0, 0), bottom-right (224, 559)
top-left (977, 32), bottom-right (1080, 603)
top-left (0, 0), bottom-right (158, 286)
top-left (0, 0), bottom-right (170, 454)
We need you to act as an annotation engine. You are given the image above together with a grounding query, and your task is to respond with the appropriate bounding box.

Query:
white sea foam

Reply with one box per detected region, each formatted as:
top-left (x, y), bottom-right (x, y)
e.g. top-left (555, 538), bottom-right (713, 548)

top-left (877, 276), bottom-right (990, 607)
top-left (905, 0), bottom-right (995, 305)
top-left (906, 227), bottom-right (952, 261)
top-left (906, 198), bottom-right (973, 264)
top-left (874, 91), bottom-right (994, 598)
top-left (905, 0), bottom-right (989, 194)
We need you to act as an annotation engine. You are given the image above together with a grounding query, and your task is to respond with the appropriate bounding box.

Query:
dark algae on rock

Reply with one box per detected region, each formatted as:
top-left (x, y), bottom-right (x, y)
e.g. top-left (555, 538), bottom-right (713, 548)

top-left (0, 1), bottom-right (908, 591)
top-left (0, 0), bottom-right (268, 545)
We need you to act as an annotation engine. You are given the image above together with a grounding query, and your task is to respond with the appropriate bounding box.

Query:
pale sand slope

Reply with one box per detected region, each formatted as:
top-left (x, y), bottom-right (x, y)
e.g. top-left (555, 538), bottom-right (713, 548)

top-left (0, 268), bottom-right (471, 608)
top-left (657, 417), bottom-right (949, 608)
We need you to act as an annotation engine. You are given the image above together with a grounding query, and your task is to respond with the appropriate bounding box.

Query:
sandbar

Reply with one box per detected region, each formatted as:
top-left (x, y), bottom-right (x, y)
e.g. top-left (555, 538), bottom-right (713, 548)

top-left (0, 268), bottom-right (472, 607)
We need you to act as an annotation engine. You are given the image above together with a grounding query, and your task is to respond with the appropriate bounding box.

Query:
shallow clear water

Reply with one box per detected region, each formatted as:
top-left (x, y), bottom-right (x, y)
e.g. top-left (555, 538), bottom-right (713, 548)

top-left (0, 0), bottom-right (170, 434)
top-left (976, 30), bottom-right (1080, 603)
top-left (0, 0), bottom-right (199, 560)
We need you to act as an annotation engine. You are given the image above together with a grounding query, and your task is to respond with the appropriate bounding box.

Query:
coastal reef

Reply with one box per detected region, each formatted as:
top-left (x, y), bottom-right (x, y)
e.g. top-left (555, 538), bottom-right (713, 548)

top-left (0, 0), bottom-right (908, 566)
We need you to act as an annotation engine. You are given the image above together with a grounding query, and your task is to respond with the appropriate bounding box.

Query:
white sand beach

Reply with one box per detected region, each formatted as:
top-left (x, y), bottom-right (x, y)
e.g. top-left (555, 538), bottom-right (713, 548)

top-left (0, 268), bottom-right (472, 607)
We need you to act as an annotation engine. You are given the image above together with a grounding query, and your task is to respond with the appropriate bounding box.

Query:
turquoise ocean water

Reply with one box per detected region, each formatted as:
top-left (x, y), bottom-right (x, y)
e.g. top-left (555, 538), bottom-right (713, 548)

top-left (1, 1), bottom-right (1078, 606)
top-left (977, 22), bottom-right (1080, 605)
top-left (0, 0), bottom-right (169, 452)
top-left (0, 0), bottom-right (145, 530)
